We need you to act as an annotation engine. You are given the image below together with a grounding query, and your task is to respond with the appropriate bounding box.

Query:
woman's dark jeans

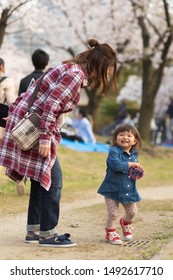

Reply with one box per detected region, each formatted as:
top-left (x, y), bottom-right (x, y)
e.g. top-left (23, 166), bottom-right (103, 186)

top-left (27, 157), bottom-right (62, 238)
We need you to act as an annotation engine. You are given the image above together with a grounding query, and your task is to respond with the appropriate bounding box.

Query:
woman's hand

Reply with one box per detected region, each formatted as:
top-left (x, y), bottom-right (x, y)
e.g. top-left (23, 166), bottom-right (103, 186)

top-left (38, 144), bottom-right (50, 157)
top-left (2, 117), bottom-right (8, 121)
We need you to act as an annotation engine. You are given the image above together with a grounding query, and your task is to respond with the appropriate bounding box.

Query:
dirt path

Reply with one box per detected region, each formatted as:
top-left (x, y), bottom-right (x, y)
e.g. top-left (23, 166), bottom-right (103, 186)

top-left (1, 186), bottom-right (173, 260)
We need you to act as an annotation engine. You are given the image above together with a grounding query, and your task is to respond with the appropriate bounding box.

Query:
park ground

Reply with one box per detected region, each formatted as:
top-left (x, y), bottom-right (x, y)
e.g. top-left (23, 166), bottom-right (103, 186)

top-left (0, 185), bottom-right (173, 260)
top-left (0, 144), bottom-right (173, 260)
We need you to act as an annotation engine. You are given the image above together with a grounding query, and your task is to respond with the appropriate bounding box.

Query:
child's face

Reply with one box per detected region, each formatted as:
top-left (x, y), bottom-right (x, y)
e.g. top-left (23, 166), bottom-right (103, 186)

top-left (116, 130), bottom-right (137, 152)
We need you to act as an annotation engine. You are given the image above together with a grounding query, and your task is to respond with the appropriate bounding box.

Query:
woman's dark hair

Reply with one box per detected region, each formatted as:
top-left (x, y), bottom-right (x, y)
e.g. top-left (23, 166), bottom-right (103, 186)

top-left (63, 39), bottom-right (117, 95)
top-left (0, 58), bottom-right (5, 66)
top-left (112, 123), bottom-right (142, 151)
top-left (32, 49), bottom-right (49, 70)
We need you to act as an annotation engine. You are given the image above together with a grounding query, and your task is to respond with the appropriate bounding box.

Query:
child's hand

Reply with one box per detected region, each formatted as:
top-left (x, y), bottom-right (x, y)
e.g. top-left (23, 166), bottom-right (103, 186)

top-left (129, 166), bottom-right (144, 180)
top-left (128, 162), bottom-right (141, 168)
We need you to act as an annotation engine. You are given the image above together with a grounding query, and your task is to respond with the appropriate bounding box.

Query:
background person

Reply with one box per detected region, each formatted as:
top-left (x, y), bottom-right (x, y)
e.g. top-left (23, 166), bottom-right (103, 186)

top-left (166, 97), bottom-right (173, 143)
top-left (16, 49), bottom-right (50, 195)
top-left (72, 108), bottom-right (96, 144)
top-left (0, 38), bottom-right (118, 248)
top-left (0, 58), bottom-right (16, 174)
top-left (100, 99), bottom-right (129, 136)
top-left (18, 49), bottom-right (49, 96)
top-left (0, 58), bottom-right (16, 144)
top-left (61, 108), bottom-right (96, 144)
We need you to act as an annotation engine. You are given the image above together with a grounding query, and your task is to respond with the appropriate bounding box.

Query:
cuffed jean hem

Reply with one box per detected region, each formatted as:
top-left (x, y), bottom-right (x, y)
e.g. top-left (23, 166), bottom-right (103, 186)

top-left (27, 224), bottom-right (40, 232)
top-left (39, 227), bottom-right (57, 238)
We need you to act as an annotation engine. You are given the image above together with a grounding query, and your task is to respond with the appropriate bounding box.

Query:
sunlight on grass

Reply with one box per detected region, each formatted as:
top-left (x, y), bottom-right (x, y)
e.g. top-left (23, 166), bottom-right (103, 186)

top-left (1, 145), bottom-right (173, 260)
top-left (138, 153), bottom-right (173, 188)
top-left (0, 145), bottom-right (173, 212)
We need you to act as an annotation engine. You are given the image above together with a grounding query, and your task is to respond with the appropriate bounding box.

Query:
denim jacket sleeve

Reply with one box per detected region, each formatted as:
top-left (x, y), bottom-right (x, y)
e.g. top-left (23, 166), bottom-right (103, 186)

top-left (106, 146), bottom-right (130, 174)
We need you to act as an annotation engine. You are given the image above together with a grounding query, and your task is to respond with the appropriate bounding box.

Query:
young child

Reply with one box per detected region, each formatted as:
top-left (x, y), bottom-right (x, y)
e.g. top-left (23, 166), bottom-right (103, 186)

top-left (97, 124), bottom-right (143, 245)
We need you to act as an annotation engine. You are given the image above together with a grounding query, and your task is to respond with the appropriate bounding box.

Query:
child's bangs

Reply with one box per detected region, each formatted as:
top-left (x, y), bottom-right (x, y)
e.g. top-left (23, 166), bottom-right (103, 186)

top-left (116, 124), bottom-right (137, 135)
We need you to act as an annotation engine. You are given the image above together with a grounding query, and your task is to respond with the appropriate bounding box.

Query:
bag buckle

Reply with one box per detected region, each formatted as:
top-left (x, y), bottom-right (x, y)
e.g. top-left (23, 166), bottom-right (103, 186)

top-left (25, 126), bottom-right (35, 135)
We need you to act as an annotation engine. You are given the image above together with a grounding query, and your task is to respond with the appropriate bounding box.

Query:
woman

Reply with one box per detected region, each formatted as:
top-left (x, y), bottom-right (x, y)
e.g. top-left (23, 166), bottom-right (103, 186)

top-left (0, 38), bottom-right (117, 248)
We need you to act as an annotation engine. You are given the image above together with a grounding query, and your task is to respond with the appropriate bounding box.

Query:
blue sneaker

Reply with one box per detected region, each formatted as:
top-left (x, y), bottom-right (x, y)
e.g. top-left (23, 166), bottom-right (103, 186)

top-left (25, 232), bottom-right (39, 243)
top-left (39, 233), bottom-right (76, 247)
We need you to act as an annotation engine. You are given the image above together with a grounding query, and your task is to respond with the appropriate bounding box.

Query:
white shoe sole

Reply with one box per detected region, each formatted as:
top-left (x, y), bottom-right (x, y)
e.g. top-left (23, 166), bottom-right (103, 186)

top-left (106, 240), bottom-right (123, 245)
top-left (39, 243), bottom-right (77, 248)
top-left (123, 235), bottom-right (133, 241)
top-left (25, 240), bottom-right (39, 244)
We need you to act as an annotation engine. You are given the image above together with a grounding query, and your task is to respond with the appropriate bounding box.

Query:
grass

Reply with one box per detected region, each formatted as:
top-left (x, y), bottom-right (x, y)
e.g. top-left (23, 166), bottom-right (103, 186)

top-left (1, 144), bottom-right (173, 259)
top-left (1, 144), bottom-right (173, 210)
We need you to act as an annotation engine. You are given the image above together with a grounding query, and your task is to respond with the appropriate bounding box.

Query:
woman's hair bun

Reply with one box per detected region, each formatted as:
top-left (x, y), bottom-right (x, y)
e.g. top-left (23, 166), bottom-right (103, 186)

top-left (88, 38), bottom-right (99, 48)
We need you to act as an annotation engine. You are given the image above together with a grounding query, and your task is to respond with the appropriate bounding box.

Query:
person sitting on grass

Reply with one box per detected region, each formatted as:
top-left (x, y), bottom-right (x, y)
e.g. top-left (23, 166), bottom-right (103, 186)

top-left (61, 108), bottom-right (96, 144)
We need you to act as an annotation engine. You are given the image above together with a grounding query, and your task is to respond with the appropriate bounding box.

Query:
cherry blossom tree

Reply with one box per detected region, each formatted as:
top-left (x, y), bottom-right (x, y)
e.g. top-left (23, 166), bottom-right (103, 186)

top-left (129, 0), bottom-right (173, 142)
top-left (1, 0), bottom-right (138, 128)
top-left (48, 0), bottom-right (143, 127)
top-left (0, 0), bottom-right (173, 140)
top-left (0, 0), bottom-right (34, 48)
top-left (118, 68), bottom-right (173, 116)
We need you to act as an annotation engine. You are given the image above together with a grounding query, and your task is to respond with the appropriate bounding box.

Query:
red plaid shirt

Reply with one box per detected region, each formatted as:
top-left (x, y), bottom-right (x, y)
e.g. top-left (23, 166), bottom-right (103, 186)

top-left (0, 63), bottom-right (88, 190)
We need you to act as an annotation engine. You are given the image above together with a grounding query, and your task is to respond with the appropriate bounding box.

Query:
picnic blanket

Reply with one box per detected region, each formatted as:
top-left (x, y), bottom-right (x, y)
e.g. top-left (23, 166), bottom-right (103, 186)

top-left (60, 138), bottom-right (109, 153)
top-left (162, 143), bottom-right (173, 148)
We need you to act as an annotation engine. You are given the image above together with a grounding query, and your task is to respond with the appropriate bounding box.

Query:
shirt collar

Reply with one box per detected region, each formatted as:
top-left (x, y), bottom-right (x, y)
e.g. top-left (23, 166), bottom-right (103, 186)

top-left (115, 145), bottom-right (136, 155)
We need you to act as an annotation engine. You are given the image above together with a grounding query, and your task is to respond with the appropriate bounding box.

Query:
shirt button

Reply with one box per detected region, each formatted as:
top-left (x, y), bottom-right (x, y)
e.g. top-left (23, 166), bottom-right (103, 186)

top-left (129, 157), bottom-right (131, 160)
top-left (128, 176), bottom-right (130, 178)
top-left (127, 185), bottom-right (130, 187)
top-left (126, 193), bottom-right (129, 196)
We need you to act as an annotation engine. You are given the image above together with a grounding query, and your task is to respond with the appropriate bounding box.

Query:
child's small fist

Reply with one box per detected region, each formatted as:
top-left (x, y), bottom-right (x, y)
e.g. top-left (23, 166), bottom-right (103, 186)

top-left (129, 166), bottom-right (144, 180)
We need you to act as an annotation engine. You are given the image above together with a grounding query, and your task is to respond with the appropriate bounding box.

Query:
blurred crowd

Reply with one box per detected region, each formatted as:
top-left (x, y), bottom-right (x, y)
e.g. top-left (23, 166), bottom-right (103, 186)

top-left (100, 98), bottom-right (173, 146)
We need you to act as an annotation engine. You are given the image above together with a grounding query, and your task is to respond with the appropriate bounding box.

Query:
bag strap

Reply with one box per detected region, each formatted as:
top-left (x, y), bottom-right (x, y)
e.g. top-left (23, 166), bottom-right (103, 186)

top-left (0, 76), bottom-right (7, 84)
top-left (27, 70), bottom-right (48, 112)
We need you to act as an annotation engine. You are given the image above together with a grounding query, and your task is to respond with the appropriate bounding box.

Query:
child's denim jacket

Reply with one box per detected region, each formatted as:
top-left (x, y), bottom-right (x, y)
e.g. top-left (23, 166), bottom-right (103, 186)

top-left (97, 145), bottom-right (141, 203)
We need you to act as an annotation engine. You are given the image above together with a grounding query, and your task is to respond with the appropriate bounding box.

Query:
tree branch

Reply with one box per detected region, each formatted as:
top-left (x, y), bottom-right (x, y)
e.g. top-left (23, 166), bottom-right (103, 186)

top-left (163, 0), bottom-right (171, 27)
top-left (6, 0), bottom-right (31, 19)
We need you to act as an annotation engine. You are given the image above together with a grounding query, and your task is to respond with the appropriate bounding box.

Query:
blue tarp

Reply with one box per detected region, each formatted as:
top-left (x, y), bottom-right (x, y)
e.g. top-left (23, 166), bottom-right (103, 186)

top-left (162, 143), bottom-right (173, 148)
top-left (60, 138), bottom-right (109, 153)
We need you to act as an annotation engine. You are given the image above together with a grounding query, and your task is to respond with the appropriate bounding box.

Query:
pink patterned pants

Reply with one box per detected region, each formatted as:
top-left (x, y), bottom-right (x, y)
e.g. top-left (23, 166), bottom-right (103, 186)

top-left (105, 197), bottom-right (137, 229)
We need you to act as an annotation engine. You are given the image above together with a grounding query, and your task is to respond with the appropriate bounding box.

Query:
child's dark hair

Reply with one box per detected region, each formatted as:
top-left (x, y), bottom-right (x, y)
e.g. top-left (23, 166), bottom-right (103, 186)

top-left (32, 49), bottom-right (49, 70)
top-left (112, 123), bottom-right (142, 151)
top-left (63, 38), bottom-right (117, 95)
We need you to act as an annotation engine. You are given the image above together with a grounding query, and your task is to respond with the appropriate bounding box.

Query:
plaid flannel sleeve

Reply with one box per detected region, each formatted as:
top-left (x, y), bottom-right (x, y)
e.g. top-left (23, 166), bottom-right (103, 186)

top-left (39, 69), bottom-right (83, 146)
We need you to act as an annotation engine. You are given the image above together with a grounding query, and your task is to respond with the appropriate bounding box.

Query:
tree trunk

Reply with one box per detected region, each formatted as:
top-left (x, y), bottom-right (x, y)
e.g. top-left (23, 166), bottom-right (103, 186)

top-left (85, 88), bottom-right (103, 131)
top-left (0, 8), bottom-right (9, 49)
top-left (139, 29), bottom-right (173, 143)
top-left (138, 87), bottom-right (154, 143)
